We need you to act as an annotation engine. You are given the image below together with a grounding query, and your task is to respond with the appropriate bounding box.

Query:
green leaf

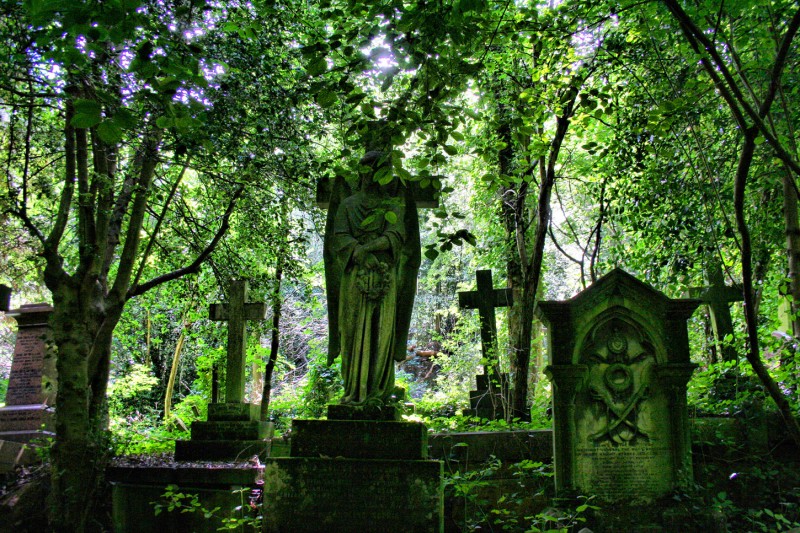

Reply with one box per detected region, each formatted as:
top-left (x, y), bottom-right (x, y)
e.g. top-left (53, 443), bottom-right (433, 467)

top-left (424, 248), bottom-right (439, 260)
top-left (112, 109), bottom-right (137, 130)
top-left (156, 116), bottom-right (173, 129)
top-left (384, 211), bottom-right (398, 224)
top-left (317, 90), bottom-right (337, 108)
top-left (306, 57), bottom-right (328, 76)
top-left (375, 165), bottom-right (393, 185)
top-left (71, 99), bottom-right (102, 129)
top-left (443, 145), bottom-right (458, 156)
top-left (97, 120), bottom-right (124, 144)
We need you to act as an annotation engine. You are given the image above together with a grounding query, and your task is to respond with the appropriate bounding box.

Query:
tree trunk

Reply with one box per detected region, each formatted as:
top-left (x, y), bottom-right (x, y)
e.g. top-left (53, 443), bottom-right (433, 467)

top-left (260, 259), bottom-right (284, 421)
top-left (734, 129), bottom-right (800, 448)
top-left (783, 168), bottom-right (800, 348)
top-left (48, 281), bottom-right (113, 532)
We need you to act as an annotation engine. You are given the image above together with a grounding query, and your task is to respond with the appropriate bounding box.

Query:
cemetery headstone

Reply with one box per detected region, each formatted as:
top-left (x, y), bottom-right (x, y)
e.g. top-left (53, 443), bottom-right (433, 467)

top-left (0, 303), bottom-right (56, 443)
top-left (458, 269), bottom-right (513, 420)
top-left (175, 279), bottom-right (271, 461)
top-left (538, 269), bottom-right (699, 503)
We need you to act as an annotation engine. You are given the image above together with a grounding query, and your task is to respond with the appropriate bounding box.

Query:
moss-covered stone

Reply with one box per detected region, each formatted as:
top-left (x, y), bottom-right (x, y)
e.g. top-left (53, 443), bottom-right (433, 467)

top-left (539, 269), bottom-right (700, 503)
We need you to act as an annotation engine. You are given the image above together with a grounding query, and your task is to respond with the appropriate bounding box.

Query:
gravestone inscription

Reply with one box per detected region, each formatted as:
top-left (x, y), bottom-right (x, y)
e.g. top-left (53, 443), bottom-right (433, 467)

top-left (539, 269), bottom-right (699, 503)
top-left (0, 303), bottom-right (56, 442)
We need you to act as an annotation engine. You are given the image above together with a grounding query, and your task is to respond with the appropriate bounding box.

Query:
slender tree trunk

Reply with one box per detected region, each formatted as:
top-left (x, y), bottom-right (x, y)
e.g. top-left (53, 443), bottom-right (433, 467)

top-left (260, 259), bottom-right (284, 421)
top-left (782, 168), bottom-right (800, 347)
top-left (734, 129), bottom-right (800, 448)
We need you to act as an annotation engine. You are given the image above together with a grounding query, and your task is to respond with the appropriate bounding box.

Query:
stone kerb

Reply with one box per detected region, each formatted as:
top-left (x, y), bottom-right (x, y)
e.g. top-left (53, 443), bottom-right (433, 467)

top-left (539, 269), bottom-right (700, 504)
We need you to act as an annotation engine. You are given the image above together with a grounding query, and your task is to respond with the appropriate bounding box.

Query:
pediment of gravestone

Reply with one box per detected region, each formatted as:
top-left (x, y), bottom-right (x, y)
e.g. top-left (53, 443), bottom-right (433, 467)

top-left (289, 419), bottom-right (428, 460)
top-left (189, 420), bottom-right (271, 441)
top-left (206, 402), bottom-right (259, 421)
top-left (327, 402), bottom-right (403, 421)
top-left (0, 404), bottom-right (55, 442)
top-left (537, 268), bottom-right (700, 366)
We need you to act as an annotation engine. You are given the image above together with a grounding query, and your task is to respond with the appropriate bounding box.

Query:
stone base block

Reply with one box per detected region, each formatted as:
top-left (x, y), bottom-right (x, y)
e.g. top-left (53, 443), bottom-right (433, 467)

top-left (0, 404), bottom-right (54, 439)
top-left (469, 390), bottom-right (507, 420)
top-left (0, 439), bottom-right (38, 474)
top-left (475, 372), bottom-right (510, 392)
top-left (207, 402), bottom-right (259, 421)
top-left (190, 420), bottom-right (271, 441)
top-left (327, 403), bottom-right (402, 421)
top-left (174, 439), bottom-right (269, 461)
top-left (262, 457), bottom-right (443, 533)
top-left (291, 419), bottom-right (428, 460)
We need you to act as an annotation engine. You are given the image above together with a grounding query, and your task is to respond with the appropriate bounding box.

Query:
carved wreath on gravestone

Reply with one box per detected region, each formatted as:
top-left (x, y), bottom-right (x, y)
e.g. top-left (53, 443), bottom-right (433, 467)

top-left (582, 318), bottom-right (656, 445)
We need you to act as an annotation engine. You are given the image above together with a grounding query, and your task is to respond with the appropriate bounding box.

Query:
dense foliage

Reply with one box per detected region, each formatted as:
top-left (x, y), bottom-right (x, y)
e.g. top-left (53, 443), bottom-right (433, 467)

top-left (1, 0), bottom-right (799, 530)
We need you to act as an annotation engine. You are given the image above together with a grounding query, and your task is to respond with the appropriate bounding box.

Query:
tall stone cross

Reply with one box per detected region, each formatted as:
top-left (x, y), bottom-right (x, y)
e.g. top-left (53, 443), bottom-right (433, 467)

top-left (209, 280), bottom-right (267, 403)
top-left (458, 270), bottom-right (514, 381)
top-left (687, 277), bottom-right (743, 362)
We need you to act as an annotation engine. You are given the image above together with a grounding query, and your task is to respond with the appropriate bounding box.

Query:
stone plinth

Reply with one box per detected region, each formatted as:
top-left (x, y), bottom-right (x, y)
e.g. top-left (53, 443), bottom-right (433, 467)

top-left (0, 304), bottom-right (56, 443)
top-left (539, 269), bottom-right (700, 503)
top-left (174, 402), bottom-right (270, 461)
top-left (467, 372), bottom-right (509, 420)
top-left (263, 416), bottom-right (444, 532)
top-left (291, 419), bottom-right (428, 460)
top-left (263, 457), bottom-right (442, 533)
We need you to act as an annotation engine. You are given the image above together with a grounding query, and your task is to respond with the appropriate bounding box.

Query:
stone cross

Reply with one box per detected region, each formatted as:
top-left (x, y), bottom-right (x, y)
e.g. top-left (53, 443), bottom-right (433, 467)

top-left (458, 270), bottom-right (513, 380)
top-left (687, 279), bottom-right (742, 362)
top-left (209, 280), bottom-right (267, 403)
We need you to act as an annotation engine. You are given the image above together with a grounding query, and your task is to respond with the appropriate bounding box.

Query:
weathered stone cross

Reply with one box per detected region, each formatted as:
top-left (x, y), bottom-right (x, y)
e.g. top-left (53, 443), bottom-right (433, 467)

top-left (687, 274), bottom-right (742, 362)
top-left (458, 270), bottom-right (514, 380)
top-left (209, 280), bottom-right (267, 403)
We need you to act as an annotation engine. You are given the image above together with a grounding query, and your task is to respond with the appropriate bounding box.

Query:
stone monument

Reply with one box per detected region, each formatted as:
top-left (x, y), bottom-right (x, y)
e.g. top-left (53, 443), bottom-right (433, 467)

top-left (538, 269), bottom-right (699, 503)
top-left (458, 269), bottom-right (513, 420)
top-left (0, 302), bottom-right (56, 443)
top-left (175, 279), bottom-right (271, 461)
top-left (261, 133), bottom-right (444, 532)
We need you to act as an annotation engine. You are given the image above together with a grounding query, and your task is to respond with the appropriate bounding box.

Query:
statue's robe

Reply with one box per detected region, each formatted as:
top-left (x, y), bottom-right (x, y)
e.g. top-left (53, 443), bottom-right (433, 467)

top-left (333, 189), bottom-right (411, 404)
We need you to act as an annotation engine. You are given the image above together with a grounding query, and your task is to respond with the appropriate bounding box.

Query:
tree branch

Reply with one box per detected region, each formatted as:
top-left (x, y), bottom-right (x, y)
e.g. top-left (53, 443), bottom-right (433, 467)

top-left (130, 158), bottom-right (191, 290)
top-left (108, 129), bottom-right (162, 303)
top-left (127, 184), bottom-right (245, 299)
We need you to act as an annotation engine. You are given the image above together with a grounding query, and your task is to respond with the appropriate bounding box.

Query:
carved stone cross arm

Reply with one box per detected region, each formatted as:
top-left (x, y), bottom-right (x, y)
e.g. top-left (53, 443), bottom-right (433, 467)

top-left (209, 279), bottom-right (268, 404)
top-left (458, 269), bottom-right (513, 377)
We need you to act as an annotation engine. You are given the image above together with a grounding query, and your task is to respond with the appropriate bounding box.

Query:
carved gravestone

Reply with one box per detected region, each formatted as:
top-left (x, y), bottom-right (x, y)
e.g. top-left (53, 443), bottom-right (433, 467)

top-left (458, 269), bottom-right (513, 420)
top-left (538, 269), bottom-right (699, 503)
top-left (0, 303), bottom-right (57, 443)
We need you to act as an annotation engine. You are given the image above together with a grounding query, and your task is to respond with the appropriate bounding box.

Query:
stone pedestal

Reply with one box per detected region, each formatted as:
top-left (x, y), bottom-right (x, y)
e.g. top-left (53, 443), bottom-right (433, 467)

top-left (262, 408), bottom-right (444, 532)
top-left (0, 304), bottom-right (56, 443)
top-left (175, 402), bottom-right (270, 461)
top-left (468, 372), bottom-right (509, 420)
top-left (539, 269), bottom-right (700, 503)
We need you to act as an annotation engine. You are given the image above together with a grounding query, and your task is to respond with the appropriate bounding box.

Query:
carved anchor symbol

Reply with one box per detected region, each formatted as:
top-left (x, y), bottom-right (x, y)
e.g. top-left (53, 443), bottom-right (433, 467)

top-left (590, 382), bottom-right (649, 443)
